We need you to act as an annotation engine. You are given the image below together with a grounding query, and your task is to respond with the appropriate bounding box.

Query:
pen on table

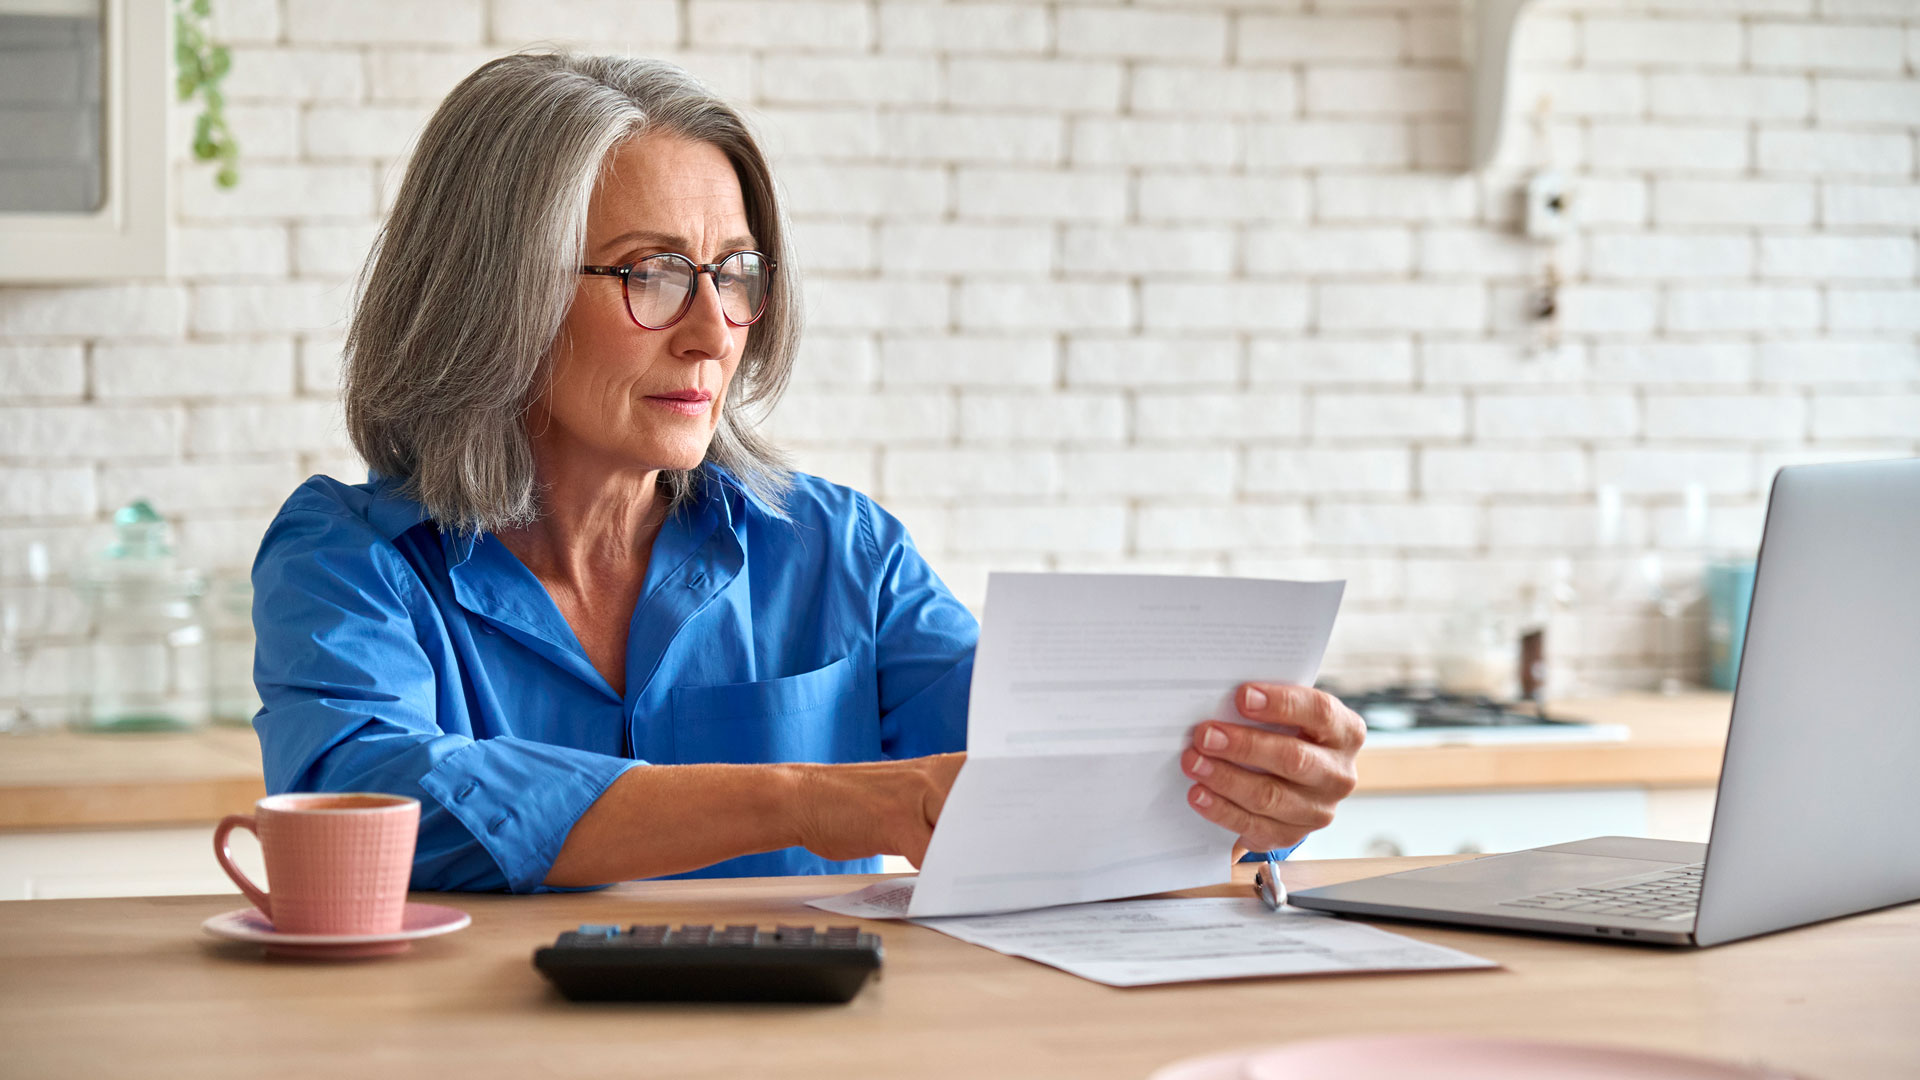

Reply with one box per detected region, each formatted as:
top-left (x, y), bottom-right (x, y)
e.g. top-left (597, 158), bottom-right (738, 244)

top-left (1255, 851), bottom-right (1286, 911)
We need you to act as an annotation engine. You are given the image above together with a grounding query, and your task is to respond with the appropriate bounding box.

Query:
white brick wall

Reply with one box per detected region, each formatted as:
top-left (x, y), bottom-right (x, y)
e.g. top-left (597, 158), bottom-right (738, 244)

top-left (2, 0), bottom-right (1917, 694)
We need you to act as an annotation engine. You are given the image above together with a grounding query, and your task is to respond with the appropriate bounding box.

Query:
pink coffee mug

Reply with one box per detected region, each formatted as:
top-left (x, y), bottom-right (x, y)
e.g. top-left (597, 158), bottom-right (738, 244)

top-left (213, 793), bottom-right (420, 935)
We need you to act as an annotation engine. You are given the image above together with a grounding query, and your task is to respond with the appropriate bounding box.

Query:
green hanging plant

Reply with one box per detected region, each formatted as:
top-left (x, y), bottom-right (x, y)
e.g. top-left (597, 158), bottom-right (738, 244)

top-left (174, 0), bottom-right (239, 188)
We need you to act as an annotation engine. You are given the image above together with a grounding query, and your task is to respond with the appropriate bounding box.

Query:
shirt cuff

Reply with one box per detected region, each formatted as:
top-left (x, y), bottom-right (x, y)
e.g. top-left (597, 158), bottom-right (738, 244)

top-left (1237, 841), bottom-right (1304, 863)
top-left (418, 736), bottom-right (643, 894)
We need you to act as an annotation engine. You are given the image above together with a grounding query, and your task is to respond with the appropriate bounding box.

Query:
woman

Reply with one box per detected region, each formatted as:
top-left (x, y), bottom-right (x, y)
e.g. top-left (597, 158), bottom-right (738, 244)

top-left (252, 53), bottom-right (1362, 893)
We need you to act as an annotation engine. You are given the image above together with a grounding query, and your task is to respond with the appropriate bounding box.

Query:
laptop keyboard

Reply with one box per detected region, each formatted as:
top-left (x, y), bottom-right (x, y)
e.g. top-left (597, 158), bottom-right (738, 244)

top-left (1498, 862), bottom-right (1705, 922)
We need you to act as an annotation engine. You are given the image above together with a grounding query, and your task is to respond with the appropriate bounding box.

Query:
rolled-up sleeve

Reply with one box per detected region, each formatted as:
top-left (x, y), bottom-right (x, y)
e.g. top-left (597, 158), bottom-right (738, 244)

top-left (860, 496), bottom-right (977, 760)
top-left (251, 509), bottom-right (639, 893)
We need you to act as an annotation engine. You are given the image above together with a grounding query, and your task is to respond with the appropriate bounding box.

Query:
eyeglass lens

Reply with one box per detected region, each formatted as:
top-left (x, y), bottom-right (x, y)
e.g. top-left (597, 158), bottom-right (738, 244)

top-left (627, 251), bottom-right (771, 329)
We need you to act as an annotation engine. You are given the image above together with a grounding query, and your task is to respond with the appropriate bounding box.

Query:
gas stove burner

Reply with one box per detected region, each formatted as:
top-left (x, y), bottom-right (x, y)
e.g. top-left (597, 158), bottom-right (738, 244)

top-left (1321, 686), bottom-right (1629, 748)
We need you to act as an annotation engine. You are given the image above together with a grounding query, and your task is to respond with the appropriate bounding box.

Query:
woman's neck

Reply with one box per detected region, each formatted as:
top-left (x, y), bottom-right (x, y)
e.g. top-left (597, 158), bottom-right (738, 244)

top-left (496, 447), bottom-right (668, 594)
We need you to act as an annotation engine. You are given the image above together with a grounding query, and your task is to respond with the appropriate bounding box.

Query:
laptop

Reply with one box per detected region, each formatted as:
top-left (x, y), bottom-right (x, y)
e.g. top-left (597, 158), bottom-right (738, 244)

top-left (1289, 458), bottom-right (1920, 947)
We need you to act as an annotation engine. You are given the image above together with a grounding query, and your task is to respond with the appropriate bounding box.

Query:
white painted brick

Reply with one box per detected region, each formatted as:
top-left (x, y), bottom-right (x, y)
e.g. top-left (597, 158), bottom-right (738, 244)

top-left (752, 106), bottom-right (882, 162)
top-left (1314, 174), bottom-right (1478, 222)
top-left (1751, 21), bottom-right (1906, 72)
top-left (93, 342), bottom-right (296, 400)
top-left (1588, 123), bottom-right (1748, 173)
top-left (1237, 15), bottom-right (1405, 63)
top-left (1414, 341), bottom-right (1576, 388)
top-left (209, 0), bottom-right (281, 43)
top-left (947, 59), bottom-right (1124, 112)
top-left (0, 286), bottom-right (187, 338)
top-left (1247, 227), bottom-right (1412, 277)
top-left (763, 391), bottom-right (953, 445)
top-left (877, 2), bottom-right (1050, 54)
top-left (1065, 337), bottom-right (1239, 388)
top-left (1829, 288), bottom-right (1920, 332)
top-left (305, 105), bottom-right (432, 159)
top-left (364, 48), bottom-right (505, 102)
top-left (294, 222), bottom-right (382, 279)
top-left (286, 0), bottom-right (486, 44)
top-left (1071, 118), bottom-right (1239, 168)
top-left (1591, 342), bottom-right (1752, 384)
top-left (179, 163), bottom-right (376, 221)
top-left (663, 51), bottom-right (767, 104)
top-left (1137, 174), bottom-right (1309, 226)
top-left (959, 392), bottom-right (1126, 444)
top-left (1583, 18), bottom-right (1744, 67)
top-left (1476, 394), bottom-right (1638, 440)
top-left (98, 461), bottom-right (300, 514)
top-left (1809, 396), bottom-right (1920, 439)
top-left (1060, 225), bottom-right (1237, 277)
top-left (212, 106), bottom-right (299, 162)
top-left (0, 345), bottom-right (83, 399)
top-left (689, 0), bottom-right (872, 49)
top-left (1760, 236), bottom-right (1915, 281)
top-left (1824, 184), bottom-right (1920, 227)
top-left (1132, 393), bottom-right (1306, 443)
top-left (880, 335), bottom-right (1055, 389)
top-left (0, 467), bottom-right (95, 520)
top-left (803, 279), bottom-right (948, 331)
top-left (1757, 340), bottom-right (1917, 385)
top-left (1820, 0), bottom-right (1920, 14)
top-left (791, 220), bottom-right (874, 273)
top-left (192, 283), bottom-right (354, 336)
top-left (1305, 67), bottom-right (1466, 117)
top-left (956, 168), bottom-right (1127, 222)
top-left (1314, 503), bottom-right (1480, 550)
top-left (948, 504), bottom-right (1128, 554)
top-left (1586, 233), bottom-right (1754, 280)
top-left (1055, 7), bottom-right (1228, 61)
top-left (1577, 178), bottom-right (1651, 226)
top-left (1136, 505), bottom-right (1312, 553)
top-left (1665, 287), bottom-right (1822, 332)
top-left (1245, 121), bottom-right (1410, 169)
top-left (1252, 338), bottom-right (1415, 386)
top-left (1553, 286), bottom-right (1660, 336)
top-left (1653, 180), bottom-right (1816, 227)
top-left (299, 339), bottom-right (347, 396)
top-left (1815, 77), bottom-right (1920, 126)
top-left (1422, 449), bottom-right (1587, 494)
top-left (1140, 282), bottom-right (1308, 333)
top-left (1417, 228), bottom-right (1540, 277)
top-left (1594, 449), bottom-right (1754, 494)
top-left (957, 281), bottom-right (1131, 332)
top-left (1243, 448), bottom-right (1412, 495)
top-left (1516, 14), bottom-right (1578, 64)
top-left (761, 56), bottom-right (941, 107)
top-left (224, 48), bottom-right (366, 103)
top-left (174, 510), bottom-right (285, 572)
top-left (780, 164), bottom-right (947, 218)
top-left (786, 447), bottom-right (877, 494)
top-left (1647, 74), bottom-right (1809, 122)
top-left (171, 225), bottom-right (291, 279)
top-left (489, 0), bottom-right (680, 45)
top-left (1757, 130), bottom-right (1912, 177)
top-left (1314, 392), bottom-right (1468, 439)
top-left (1130, 66), bottom-right (1299, 118)
top-left (1318, 283), bottom-right (1488, 333)
top-left (188, 402), bottom-right (351, 456)
top-left (1484, 504), bottom-right (1649, 550)
top-left (0, 406), bottom-right (182, 460)
top-left (1407, 12), bottom-right (1465, 62)
top-left (877, 223), bottom-right (1051, 275)
top-left (883, 449), bottom-right (1058, 498)
top-left (1643, 394), bottom-right (1807, 441)
top-left (1062, 448), bottom-right (1237, 497)
top-left (877, 111), bottom-right (1062, 165)
top-left (1516, 69), bottom-right (1647, 118)
top-left (789, 332), bottom-right (878, 389)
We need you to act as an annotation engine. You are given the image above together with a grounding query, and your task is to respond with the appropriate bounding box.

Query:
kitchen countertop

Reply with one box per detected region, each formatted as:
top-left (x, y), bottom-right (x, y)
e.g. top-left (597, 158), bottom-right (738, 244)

top-left (0, 693), bottom-right (1732, 831)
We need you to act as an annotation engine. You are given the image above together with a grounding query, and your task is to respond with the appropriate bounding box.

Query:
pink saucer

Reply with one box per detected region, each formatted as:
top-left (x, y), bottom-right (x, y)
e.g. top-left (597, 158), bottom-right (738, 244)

top-left (202, 902), bottom-right (470, 959)
top-left (1151, 1036), bottom-right (1806, 1080)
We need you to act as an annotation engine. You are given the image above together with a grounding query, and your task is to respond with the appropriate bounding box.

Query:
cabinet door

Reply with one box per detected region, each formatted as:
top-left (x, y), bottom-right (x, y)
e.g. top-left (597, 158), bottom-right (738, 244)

top-left (1295, 788), bottom-right (1650, 860)
top-left (0, 826), bottom-right (260, 900)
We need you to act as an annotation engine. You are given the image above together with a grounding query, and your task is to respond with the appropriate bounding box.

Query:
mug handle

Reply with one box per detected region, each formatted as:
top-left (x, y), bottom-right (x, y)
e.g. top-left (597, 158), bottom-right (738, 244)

top-left (213, 814), bottom-right (271, 918)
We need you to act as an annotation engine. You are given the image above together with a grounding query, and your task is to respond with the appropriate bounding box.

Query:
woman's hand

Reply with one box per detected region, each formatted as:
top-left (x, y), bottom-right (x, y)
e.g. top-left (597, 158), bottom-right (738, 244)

top-left (790, 753), bottom-right (966, 867)
top-left (1182, 684), bottom-right (1363, 853)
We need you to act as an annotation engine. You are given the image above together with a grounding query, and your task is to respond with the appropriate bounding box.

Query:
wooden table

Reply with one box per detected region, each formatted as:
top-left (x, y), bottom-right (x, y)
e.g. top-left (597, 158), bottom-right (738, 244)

top-left (3, 855), bottom-right (1915, 1079)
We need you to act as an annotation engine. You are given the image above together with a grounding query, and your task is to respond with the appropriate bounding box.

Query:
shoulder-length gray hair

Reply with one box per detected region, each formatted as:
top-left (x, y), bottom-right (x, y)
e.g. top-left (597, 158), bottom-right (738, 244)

top-left (344, 52), bottom-right (797, 533)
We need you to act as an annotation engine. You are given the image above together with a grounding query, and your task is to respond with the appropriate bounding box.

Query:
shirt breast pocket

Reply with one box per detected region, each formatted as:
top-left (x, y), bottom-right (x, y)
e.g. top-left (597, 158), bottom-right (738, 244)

top-left (669, 655), bottom-right (876, 765)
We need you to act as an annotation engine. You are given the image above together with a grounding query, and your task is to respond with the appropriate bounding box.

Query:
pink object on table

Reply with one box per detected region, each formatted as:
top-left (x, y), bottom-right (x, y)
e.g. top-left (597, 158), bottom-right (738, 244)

top-left (1151, 1035), bottom-right (1807, 1080)
top-left (212, 792), bottom-right (420, 936)
top-left (201, 901), bottom-right (470, 960)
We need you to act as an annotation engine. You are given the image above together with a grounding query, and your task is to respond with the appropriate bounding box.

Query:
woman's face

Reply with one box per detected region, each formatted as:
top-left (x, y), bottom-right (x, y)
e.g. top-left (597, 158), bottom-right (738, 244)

top-left (536, 132), bottom-right (754, 478)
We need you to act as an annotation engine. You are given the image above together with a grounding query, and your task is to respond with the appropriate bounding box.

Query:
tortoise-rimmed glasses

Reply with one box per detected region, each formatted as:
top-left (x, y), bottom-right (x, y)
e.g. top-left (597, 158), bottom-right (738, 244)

top-left (579, 250), bottom-right (777, 331)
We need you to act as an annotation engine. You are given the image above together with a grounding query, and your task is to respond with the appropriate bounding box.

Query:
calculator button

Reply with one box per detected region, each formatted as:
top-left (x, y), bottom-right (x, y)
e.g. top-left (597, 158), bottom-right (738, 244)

top-left (576, 924), bottom-right (621, 937)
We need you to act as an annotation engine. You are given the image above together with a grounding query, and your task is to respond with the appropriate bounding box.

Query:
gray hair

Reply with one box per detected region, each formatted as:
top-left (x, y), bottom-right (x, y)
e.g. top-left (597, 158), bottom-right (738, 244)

top-left (344, 52), bottom-right (797, 533)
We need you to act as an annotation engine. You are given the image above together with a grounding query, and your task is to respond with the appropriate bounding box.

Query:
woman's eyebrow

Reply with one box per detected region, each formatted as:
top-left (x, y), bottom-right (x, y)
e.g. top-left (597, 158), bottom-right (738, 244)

top-left (598, 229), bottom-right (758, 254)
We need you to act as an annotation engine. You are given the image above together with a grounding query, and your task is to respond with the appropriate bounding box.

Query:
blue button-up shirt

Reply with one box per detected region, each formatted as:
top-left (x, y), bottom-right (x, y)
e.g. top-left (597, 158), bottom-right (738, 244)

top-left (250, 465), bottom-right (976, 893)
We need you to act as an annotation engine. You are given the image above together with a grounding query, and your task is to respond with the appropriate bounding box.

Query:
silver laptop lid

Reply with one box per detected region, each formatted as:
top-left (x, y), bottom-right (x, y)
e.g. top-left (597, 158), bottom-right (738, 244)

top-left (1696, 458), bottom-right (1920, 947)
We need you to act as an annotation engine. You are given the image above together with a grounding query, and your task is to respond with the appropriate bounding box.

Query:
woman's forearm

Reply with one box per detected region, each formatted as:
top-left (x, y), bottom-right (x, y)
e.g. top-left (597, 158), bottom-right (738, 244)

top-left (543, 762), bottom-right (808, 887)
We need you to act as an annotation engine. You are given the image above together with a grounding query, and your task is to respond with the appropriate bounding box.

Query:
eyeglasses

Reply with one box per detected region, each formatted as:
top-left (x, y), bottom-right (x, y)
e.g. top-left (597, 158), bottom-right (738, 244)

top-left (579, 250), bottom-right (777, 331)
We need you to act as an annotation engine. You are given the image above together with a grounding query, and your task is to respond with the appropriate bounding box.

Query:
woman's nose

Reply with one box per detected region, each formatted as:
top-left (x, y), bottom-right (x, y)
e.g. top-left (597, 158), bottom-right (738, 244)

top-left (669, 272), bottom-right (735, 358)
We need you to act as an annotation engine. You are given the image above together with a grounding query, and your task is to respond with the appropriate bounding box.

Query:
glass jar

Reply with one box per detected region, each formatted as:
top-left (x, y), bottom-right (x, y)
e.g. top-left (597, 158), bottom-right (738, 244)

top-left (72, 501), bottom-right (209, 732)
top-left (207, 571), bottom-right (260, 727)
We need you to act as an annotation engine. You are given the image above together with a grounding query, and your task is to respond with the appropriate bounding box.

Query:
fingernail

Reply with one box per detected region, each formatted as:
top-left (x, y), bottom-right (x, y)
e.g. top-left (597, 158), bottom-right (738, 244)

top-left (1189, 753), bottom-right (1214, 777)
top-left (1202, 726), bottom-right (1228, 751)
top-left (1244, 687), bottom-right (1268, 712)
top-left (1192, 788), bottom-right (1213, 807)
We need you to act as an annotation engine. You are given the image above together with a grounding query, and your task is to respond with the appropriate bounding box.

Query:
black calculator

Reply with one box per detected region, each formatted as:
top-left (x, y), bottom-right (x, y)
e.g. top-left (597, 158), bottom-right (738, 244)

top-left (533, 924), bottom-right (883, 1003)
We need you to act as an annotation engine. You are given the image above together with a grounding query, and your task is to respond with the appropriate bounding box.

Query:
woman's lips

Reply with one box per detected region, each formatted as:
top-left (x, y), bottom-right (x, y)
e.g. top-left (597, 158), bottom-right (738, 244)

top-left (644, 392), bottom-right (711, 417)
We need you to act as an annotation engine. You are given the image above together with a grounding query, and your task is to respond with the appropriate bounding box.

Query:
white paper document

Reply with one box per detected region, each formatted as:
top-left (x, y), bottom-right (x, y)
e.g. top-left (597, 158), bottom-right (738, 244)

top-left (903, 573), bottom-right (1345, 918)
top-left (810, 883), bottom-right (1497, 988)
